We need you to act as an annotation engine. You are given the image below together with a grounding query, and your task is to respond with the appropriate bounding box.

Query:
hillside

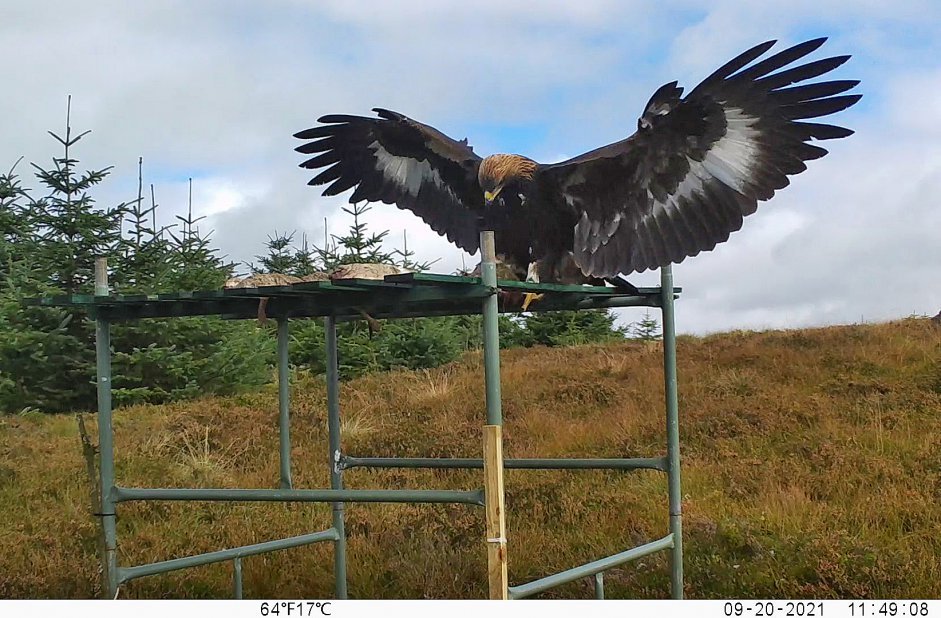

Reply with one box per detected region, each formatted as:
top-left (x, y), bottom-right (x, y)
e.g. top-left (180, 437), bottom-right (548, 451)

top-left (1, 318), bottom-right (939, 599)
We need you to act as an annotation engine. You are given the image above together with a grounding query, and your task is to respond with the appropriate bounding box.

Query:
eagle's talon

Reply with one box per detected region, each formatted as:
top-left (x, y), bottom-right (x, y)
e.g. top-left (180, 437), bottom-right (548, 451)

top-left (521, 292), bottom-right (545, 312)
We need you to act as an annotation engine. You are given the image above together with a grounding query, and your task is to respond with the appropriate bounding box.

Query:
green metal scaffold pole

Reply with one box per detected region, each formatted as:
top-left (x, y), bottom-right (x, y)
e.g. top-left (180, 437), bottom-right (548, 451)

top-left (325, 316), bottom-right (348, 599)
top-left (661, 264), bottom-right (684, 599)
top-left (94, 258), bottom-right (119, 599)
top-left (480, 230), bottom-right (502, 427)
top-left (277, 318), bottom-right (293, 490)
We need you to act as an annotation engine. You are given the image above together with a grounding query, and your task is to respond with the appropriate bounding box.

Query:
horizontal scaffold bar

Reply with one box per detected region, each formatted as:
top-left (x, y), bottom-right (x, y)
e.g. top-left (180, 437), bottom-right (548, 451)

top-left (111, 486), bottom-right (486, 506)
top-left (117, 528), bottom-right (339, 584)
top-left (339, 456), bottom-right (668, 472)
top-left (508, 534), bottom-right (675, 599)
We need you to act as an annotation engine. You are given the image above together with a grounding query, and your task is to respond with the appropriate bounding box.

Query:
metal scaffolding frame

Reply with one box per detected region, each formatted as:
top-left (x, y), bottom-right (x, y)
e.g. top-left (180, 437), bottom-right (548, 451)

top-left (31, 231), bottom-right (683, 600)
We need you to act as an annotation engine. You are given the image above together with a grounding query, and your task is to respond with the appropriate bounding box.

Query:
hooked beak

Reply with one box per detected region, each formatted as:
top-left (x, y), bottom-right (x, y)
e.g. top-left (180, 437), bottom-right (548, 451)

top-left (484, 189), bottom-right (501, 206)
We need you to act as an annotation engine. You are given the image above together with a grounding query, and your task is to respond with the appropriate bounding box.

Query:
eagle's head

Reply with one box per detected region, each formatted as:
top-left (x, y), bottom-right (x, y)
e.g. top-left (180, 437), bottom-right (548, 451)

top-left (478, 154), bottom-right (537, 206)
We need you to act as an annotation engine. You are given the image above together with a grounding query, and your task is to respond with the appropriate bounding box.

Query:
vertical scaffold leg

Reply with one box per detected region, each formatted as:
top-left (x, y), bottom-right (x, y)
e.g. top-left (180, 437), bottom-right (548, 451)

top-left (660, 265), bottom-right (684, 600)
top-left (594, 572), bottom-right (605, 599)
top-left (479, 230), bottom-right (508, 599)
top-left (480, 230), bottom-right (502, 428)
top-left (277, 318), bottom-right (293, 490)
top-left (95, 258), bottom-right (119, 599)
top-left (232, 557), bottom-right (243, 599)
top-left (325, 316), bottom-right (348, 599)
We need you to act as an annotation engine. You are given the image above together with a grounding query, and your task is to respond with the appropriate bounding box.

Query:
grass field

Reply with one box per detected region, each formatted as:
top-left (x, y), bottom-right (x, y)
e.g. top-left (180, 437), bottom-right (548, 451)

top-left (1, 318), bottom-right (939, 599)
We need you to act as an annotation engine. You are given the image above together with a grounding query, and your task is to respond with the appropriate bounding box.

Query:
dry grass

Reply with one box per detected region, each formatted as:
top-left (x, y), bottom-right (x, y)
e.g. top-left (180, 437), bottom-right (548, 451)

top-left (1, 318), bottom-right (940, 599)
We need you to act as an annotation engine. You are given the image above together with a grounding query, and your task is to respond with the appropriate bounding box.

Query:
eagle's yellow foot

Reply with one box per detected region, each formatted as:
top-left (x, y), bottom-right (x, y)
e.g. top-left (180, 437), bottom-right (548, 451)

top-left (521, 292), bottom-right (545, 311)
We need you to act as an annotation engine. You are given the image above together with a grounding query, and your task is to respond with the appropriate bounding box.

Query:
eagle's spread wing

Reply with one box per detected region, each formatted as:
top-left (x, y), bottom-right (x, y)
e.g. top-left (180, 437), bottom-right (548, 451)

top-left (295, 108), bottom-right (485, 253)
top-left (542, 38), bottom-right (860, 277)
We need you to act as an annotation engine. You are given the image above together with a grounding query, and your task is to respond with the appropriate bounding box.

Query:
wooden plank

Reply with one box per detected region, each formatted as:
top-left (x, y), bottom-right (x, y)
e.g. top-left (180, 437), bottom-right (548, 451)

top-left (483, 424), bottom-right (508, 600)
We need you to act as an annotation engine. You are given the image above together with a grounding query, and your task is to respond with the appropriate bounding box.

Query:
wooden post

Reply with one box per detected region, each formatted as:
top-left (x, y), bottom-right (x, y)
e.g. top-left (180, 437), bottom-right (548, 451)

top-left (94, 257), bottom-right (109, 296)
top-left (483, 424), bottom-right (508, 599)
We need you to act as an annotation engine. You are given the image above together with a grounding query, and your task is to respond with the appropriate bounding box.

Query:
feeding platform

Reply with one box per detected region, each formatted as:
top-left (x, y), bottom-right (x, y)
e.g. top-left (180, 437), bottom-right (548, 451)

top-left (25, 271), bottom-right (675, 321)
top-left (25, 231), bottom-right (684, 600)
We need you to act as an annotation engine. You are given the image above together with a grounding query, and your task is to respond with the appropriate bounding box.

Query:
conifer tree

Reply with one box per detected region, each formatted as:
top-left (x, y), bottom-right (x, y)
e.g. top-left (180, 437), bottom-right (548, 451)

top-left (630, 310), bottom-right (662, 342)
top-left (0, 99), bottom-right (129, 410)
top-left (0, 102), bottom-right (274, 411)
top-left (252, 231), bottom-right (325, 277)
top-left (329, 202), bottom-right (393, 266)
top-left (0, 159), bottom-right (34, 284)
top-left (110, 174), bottom-right (270, 406)
top-left (0, 161), bottom-right (38, 407)
top-left (28, 98), bottom-right (129, 294)
top-left (520, 309), bottom-right (627, 347)
top-left (393, 230), bottom-right (437, 272)
top-left (118, 159), bottom-right (175, 292)
top-left (167, 179), bottom-right (231, 290)
top-left (291, 233), bottom-right (321, 276)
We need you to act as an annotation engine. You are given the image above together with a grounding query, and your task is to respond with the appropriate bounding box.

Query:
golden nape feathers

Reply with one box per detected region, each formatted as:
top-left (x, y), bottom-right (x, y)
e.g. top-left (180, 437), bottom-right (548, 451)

top-left (478, 154), bottom-right (537, 187)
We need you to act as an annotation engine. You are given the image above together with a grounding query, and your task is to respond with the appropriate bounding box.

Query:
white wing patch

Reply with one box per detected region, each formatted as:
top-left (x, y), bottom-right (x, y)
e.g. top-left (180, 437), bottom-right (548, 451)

top-left (701, 106), bottom-right (760, 193)
top-left (631, 107), bottom-right (758, 253)
top-left (646, 106), bottom-right (759, 222)
top-left (369, 140), bottom-right (458, 202)
top-left (572, 105), bottom-right (762, 274)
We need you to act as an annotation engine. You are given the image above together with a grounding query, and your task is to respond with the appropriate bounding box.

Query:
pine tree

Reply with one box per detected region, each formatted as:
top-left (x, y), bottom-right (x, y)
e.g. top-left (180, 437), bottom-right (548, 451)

top-left (254, 231), bottom-right (293, 274)
top-left (28, 98), bottom-right (129, 294)
top-left (630, 310), bottom-right (662, 342)
top-left (0, 108), bottom-right (274, 411)
top-left (393, 230), bottom-right (437, 272)
top-left (329, 202), bottom-right (394, 266)
top-left (118, 158), bottom-right (175, 292)
top-left (0, 161), bottom-right (39, 407)
top-left (292, 233), bottom-right (321, 276)
top-left (110, 174), bottom-right (270, 407)
top-left (0, 159), bottom-right (34, 284)
top-left (521, 309), bottom-right (627, 347)
top-left (253, 231), bottom-right (312, 276)
top-left (167, 179), bottom-right (232, 290)
top-left (283, 206), bottom-right (463, 378)
top-left (0, 98), bottom-right (130, 410)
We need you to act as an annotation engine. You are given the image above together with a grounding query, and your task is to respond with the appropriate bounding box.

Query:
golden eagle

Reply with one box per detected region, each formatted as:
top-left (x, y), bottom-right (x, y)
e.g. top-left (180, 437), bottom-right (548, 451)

top-left (295, 38), bottom-right (859, 286)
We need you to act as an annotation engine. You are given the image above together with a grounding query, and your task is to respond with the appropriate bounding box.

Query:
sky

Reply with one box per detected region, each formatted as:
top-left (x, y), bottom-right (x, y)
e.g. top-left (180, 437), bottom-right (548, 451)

top-left (2, 0), bottom-right (940, 334)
